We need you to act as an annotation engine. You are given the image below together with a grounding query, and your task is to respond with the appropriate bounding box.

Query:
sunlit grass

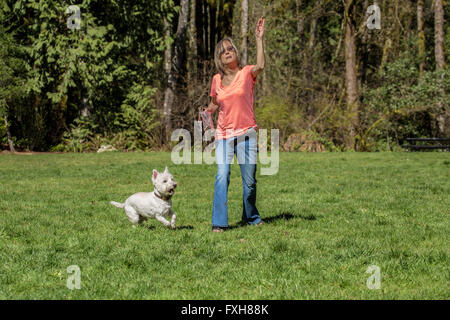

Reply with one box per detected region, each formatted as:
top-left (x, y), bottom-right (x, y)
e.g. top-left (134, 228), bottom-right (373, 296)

top-left (0, 152), bottom-right (448, 299)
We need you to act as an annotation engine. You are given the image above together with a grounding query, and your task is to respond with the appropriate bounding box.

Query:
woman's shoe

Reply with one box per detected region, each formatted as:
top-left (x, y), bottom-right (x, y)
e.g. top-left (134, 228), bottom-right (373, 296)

top-left (212, 226), bottom-right (226, 232)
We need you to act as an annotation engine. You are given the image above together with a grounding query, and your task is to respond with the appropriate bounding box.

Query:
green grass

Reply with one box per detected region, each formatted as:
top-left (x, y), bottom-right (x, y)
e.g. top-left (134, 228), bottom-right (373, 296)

top-left (0, 152), bottom-right (448, 299)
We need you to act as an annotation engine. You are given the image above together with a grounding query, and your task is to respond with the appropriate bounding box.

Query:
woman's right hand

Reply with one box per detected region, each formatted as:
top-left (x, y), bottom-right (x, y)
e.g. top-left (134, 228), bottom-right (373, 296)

top-left (198, 106), bottom-right (209, 120)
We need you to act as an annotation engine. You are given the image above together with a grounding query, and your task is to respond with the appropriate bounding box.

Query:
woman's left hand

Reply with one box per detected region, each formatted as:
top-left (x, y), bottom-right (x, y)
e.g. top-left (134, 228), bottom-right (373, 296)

top-left (255, 16), bottom-right (265, 40)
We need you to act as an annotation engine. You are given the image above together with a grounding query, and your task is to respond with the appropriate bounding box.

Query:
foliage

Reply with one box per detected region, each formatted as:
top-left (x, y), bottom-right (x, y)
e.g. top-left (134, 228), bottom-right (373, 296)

top-left (361, 51), bottom-right (450, 151)
top-left (0, 0), bottom-right (448, 151)
top-left (255, 94), bottom-right (301, 142)
top-left (0, 8), bottom-right (29, 149)
top-left (114, 82), bottom-right (162, 150)
top-left (57, 117), bottom-right (96, 153)
top-left (1, 0), bottom-right (176, 151)
top-left (56, 85), bottom-right (164, 152)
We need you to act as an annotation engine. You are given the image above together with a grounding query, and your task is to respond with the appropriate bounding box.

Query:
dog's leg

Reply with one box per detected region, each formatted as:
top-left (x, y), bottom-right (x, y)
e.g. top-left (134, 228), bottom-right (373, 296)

top-left (169, 209), bottom-right (176, 229)
top-left (155, 215), bottom-right (172, 228)
top-left (124, 205), bottom-right (140, 228)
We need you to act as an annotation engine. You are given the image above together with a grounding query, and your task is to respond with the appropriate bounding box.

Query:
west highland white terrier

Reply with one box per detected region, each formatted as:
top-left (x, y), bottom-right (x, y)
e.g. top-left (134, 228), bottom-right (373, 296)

top-left (110, 167), bottom-right (178, 228)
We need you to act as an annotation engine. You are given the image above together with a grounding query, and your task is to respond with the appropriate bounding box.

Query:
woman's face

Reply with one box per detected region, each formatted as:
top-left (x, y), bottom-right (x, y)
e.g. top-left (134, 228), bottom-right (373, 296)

top-left (220, 41), bottom-right (237, 66)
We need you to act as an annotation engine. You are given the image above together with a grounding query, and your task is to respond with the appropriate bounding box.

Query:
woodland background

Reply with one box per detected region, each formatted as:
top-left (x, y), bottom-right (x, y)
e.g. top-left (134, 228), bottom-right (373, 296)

top-left (0, 0), bottom-right (448, 152)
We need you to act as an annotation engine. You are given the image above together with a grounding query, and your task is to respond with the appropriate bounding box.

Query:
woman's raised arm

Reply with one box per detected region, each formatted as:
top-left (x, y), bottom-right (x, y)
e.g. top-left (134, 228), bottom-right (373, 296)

top-left (251, 17), bottom-right (265, 78)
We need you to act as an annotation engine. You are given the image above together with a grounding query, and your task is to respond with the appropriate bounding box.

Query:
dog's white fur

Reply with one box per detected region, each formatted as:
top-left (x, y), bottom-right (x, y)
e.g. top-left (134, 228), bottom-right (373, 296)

top-left (110, 167), bottom-right (178, 229)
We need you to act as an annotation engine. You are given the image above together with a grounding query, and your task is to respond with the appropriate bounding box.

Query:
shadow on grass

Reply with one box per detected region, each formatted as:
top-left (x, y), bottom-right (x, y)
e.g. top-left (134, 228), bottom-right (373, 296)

top-left (144, 226), bottom-right (194, 230)
top-left (228, 211), bottom-right (318, 230)
top-left (174, 225), bottom-right (194, 230)
top-left (144, 225), bottom-right (194, 230)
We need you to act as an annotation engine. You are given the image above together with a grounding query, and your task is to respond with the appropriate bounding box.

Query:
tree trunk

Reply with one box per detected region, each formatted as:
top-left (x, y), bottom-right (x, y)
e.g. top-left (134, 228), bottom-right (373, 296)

top-left (173, 0), bottom-right (189, 82)
top-left (296, 0), bottom-right (304, 49)
top-left (209, 1), bottom-right (217, 57)
top-left (380, 38), bottom-right (392, 72)
top-left (296, 0), bottom-right (305, 97)
top-left (217, 0), bottom-right (224, 40)
top-left (303, 0), bottom-right (321, 87)
top-left (305, 14), bottom-right (317, 80)
top-left (434, 0), bottom-right (446, 136)
top-left (203, 1), bottom-right (209, 58)
top-left (189, 0), bottom-right (197, 66)
top-left (405, 0), bottom-right (414, 42)
top-left (196, 0), bottom-right (204, 61)
top-left (163, 17), bottom-right (174, 142)
top-left (222, 0), bottom-right (234, 37)
top-left (345, 0), bottom-right (360, 150)
top-left (417, 0), bottom-right (426, 75)
top-left (241, 0), bottom-right (248, 66)
top-left (434, 0), bottom-right (446, 70)
top-left (2, 105), bottom-right (15, 153)
top-left (188, 0), bottom-right (197, 99)
top-left (393, 0), bottom-right (401, 49)
top-left (308, 17), bottom-right (317, 53)
top-left (162, 0), bottom-right (189, 142)
top-left (379, 1), bottom-right (392, 72)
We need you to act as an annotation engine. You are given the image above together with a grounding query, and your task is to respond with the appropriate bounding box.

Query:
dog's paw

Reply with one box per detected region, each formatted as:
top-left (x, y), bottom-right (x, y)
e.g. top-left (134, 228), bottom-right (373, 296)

top-left (170, 215), bottom-right (176, 229)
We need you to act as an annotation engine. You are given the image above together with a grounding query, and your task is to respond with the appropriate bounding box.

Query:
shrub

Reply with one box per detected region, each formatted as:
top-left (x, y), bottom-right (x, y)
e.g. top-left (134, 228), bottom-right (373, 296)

top-left (360, 54), bottom-right (449, 151)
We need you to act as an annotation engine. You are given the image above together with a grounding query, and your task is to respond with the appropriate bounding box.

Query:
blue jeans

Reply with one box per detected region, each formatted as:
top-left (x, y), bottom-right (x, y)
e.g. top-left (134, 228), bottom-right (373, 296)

top-left (212, 127), bottom-right (262, 228)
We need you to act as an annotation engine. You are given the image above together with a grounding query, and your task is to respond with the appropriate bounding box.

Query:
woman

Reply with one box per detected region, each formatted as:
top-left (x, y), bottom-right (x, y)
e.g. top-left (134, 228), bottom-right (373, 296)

top-left (203, 17), bottom-right (265, 232)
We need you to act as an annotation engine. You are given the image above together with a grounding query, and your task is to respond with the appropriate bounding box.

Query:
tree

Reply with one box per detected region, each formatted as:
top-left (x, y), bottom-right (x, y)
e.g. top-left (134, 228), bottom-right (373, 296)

top-left (434, 0), bottom-right (446, 136)
top-left (434, 0), bottom-right (445, 70)
top-left (163, 17), bottom-right (174, 144)
top-left (241, 0), bottom-right (248, 66)
top-left (417, 0), bottom-right (426, 75)
top-left (188, 0), bottom-right (197, 99)
top-left (344, 0), bottom-right (360, 149)
top-left (0, 10), bottom-right (28, 152)
top-left (296, 0), bottom-right (305, 49)
top-left (379, 0), bottom-right (393, 72)
top-left (163, 0), bottom-right (189, 142)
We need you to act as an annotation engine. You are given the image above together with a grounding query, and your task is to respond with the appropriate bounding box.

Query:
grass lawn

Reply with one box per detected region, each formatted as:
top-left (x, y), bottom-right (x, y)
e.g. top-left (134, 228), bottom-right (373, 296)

top-left (0, 151), bottom-right (448, 299)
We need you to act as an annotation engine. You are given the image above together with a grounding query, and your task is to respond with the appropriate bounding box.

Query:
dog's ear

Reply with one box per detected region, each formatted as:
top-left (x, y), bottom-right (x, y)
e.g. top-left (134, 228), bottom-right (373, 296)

top-left (152, 169), bottom-right (158, 181)
top-left (164, 166), bottom-right (168, 173)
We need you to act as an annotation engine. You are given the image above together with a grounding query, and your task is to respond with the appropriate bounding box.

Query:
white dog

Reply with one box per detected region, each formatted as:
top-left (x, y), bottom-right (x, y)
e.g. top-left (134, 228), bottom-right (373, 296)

top-left (110, 167), bottom-right (178, 228)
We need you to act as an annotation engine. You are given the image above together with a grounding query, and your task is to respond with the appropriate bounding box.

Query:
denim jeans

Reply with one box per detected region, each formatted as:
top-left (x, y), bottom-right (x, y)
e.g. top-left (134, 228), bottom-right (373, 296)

top-left (212, 127), bottom-right (262, 228)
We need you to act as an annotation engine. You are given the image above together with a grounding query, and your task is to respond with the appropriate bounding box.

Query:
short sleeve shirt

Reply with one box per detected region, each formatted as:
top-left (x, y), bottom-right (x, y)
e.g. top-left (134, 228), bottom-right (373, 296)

top-left (210, 65), bottom-right (258, 140)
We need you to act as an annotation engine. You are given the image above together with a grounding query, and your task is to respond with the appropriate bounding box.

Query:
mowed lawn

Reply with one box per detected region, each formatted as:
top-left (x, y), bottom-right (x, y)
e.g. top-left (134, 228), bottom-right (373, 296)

top-left (0, 151), bottom-right (448, 299)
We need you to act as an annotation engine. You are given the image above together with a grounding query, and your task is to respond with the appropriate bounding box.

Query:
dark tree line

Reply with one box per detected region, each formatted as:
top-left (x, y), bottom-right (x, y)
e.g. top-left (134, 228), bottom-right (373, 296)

top-left (0, 0), bottom-right (448, 152)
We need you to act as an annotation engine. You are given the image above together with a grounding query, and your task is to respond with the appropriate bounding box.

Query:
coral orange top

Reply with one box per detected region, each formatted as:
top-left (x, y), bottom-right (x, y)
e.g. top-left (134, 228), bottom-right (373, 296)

top-left (210, 65), bottom-right (258, 140)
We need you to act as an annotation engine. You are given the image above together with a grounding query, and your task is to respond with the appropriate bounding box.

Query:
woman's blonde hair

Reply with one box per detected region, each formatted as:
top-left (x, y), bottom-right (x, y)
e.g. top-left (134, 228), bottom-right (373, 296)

top-left (214, 37), bottom-right (241, 76)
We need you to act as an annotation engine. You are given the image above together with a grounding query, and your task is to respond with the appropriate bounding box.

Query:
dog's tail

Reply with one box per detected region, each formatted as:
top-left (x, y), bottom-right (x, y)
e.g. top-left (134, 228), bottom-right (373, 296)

top-left (110, 201), bottom-right (125, 208)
